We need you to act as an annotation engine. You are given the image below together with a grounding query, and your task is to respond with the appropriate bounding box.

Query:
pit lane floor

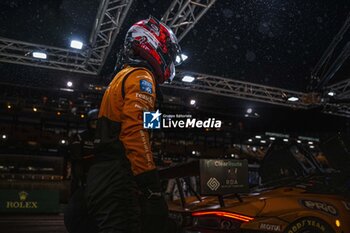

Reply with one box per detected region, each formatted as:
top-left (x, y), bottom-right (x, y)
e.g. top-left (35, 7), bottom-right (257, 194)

top-left (0, 214), bottom-right (68, 233)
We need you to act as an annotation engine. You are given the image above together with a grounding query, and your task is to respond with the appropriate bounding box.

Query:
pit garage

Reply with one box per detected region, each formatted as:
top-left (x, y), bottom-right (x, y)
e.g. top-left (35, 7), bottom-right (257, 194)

top-left (0, 1), bottom-right (350, 233)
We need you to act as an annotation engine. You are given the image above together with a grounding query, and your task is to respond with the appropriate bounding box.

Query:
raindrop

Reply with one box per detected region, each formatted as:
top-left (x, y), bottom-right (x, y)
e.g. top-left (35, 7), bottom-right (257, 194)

top-left (246, 51), bottom-right (256, 62)
top-left (258, 22), bottom-right (269, 34)
top-left (223, 9), bottom-right (233, 18)
top-left (266, 55), bottom-right (272, 61)
top-left (316, 17), bottom-right (323, 23)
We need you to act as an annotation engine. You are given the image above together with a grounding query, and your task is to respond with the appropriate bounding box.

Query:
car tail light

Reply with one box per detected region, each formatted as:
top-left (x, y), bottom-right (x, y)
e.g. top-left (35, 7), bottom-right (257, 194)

top-left (191, 211), bottom-right (253, 231)
top-left (192, 211), bottom-right (254, 222)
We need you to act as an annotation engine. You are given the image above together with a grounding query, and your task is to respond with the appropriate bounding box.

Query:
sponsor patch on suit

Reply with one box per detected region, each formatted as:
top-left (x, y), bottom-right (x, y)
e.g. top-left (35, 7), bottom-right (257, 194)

top-left (140, 80), bottom-right (153, 94)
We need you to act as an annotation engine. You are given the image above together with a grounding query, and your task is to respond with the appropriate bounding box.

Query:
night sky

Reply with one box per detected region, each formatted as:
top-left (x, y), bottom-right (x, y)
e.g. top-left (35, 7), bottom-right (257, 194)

top-left (1, 0), bottom-right (349, 90)
top-left (179, 0), bottom-right (350, 90)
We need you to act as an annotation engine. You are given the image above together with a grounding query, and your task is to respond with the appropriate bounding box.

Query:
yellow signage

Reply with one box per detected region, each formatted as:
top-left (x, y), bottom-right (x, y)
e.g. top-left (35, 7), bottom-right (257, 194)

top-left (6, 191), bottom-right (38, 209)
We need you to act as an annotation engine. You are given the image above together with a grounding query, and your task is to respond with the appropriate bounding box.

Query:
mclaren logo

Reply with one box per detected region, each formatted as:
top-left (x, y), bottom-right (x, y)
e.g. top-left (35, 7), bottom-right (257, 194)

top-left (6, 191), bottom-right (38, 209)
top-left (207, 178), bottom-right (220, 191)
top-left (301, 200), bottom-right (338, 216)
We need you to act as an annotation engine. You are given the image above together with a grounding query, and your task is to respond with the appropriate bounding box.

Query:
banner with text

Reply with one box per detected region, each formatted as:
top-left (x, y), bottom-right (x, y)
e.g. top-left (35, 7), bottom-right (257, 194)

top-left (0, 190), bottom-right (59, 213)
top-left (200, 159), bottom-right (249, 195)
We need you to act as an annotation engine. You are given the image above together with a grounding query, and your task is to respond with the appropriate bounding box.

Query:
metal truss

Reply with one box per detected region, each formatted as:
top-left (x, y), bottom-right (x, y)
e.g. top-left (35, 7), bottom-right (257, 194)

top-left (323, 103), bottom-right (350, 118)
top-left (321, 78), bottom-right (350, 117)
top-left (163, 71), bottom-right (350, 117)
top-left (162, 71), bottom-right (312, 108)
top-left (1, 0), bottom-right (218, 74)
top-left (0, 0), bottom-right (133, 75)
top-left (325, 78), bottom-right (350, 99)
top-left (310, 12), bottom-right (350, 90)
top-left (317, 42), bottom-right (350, 89)
top-left (162, 0), bottom-right (217, 42)
top-left (89, 0), bottom-right (134, 73)
top-left (0, 37), bottom-right (98, 75)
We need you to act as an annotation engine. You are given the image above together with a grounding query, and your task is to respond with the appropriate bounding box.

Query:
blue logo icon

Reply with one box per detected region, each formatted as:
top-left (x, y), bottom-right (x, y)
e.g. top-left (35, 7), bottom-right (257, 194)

top-left (140, 80), bottom-right (153, 94)
top-left (143, 110), bottom-right (162, 129)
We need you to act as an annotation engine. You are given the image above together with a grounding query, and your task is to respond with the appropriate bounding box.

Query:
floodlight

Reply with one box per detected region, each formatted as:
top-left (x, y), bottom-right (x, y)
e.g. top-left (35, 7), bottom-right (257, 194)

top-left (287, 96), bottom-right (299, 102)
top-left (70, 40), bottom-right (83, 49)
top-left (182, 75), bottom-right (195, 82)
top-left (32, 52), bottom-right (47, 59)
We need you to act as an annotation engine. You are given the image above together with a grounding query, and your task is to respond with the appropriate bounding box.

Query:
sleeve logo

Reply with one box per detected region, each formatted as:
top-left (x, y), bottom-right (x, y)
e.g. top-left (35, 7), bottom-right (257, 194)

top-left (140, 80), bottom-right (153, 94)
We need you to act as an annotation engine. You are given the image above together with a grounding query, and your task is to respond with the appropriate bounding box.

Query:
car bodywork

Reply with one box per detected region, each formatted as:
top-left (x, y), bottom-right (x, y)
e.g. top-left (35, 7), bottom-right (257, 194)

top-left (168, 183), bottom-right (350, 232)
top-left (163, 142), bottom-right (350, 233)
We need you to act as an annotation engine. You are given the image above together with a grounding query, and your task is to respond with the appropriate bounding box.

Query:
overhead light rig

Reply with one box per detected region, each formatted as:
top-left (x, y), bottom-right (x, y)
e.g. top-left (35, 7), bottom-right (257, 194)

top-left (0, 37), bottom-right (96, 74)
top-left (161, 0), bottom-right (217, 42)
top-left (0, 0), bottom-right (134, 75)
top-left (163, 70), bottom-right (312, 109)
top-left (2, 1), bottom-right (350, 117)
top-left (0, 0), bottom-right (216, 74)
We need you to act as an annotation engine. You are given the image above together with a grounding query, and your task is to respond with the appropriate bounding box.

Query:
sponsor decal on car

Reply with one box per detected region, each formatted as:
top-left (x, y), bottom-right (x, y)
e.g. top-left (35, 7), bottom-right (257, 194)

top-left (286, 219), bottom-right (327, 233)
top-left (300, 200), bottom-right (338, 216)
top-left (259, 223), bottom-right (283, 232)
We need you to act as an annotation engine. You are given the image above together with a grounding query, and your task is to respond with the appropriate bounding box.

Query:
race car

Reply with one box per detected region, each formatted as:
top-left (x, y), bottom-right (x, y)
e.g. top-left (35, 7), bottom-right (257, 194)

top-left (163, 142), bottom-right (350, 233)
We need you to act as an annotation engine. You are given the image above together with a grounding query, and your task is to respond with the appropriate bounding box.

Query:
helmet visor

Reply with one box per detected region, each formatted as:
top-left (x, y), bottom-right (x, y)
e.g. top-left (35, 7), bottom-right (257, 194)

top-left (162, 23), bottom-right (183, 66)
top-left (169, 62), bottom-right (176, 81)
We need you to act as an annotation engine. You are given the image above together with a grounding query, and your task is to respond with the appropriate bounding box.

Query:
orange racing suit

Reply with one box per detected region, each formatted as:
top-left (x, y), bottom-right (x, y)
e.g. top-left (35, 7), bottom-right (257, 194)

top-left (86, 66), bottom-right (167, 233)
top-left (86, 67), bottom-right (168, 233)
top-left (95, 66), bottom-right (157, 175)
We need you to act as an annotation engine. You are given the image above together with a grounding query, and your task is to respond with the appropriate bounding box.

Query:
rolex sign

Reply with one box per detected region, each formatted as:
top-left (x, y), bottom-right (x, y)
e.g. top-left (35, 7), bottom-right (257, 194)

top-left (0, 190), bottom-right (59, 213)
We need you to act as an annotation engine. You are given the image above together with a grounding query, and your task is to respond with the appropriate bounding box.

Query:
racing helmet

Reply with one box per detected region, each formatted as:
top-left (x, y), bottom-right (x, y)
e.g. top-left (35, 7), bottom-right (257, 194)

top-left (87, 109), bottom-right (99, 121)
top-left (124, 16), bottom-right (182, 83)
top-left (87, 108), bottom-right (99, 129)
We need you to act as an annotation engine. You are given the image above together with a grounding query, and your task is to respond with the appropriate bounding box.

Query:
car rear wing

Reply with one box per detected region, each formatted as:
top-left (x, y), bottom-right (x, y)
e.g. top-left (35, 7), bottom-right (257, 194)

top-left (158, 160), bottom-right (243, 209)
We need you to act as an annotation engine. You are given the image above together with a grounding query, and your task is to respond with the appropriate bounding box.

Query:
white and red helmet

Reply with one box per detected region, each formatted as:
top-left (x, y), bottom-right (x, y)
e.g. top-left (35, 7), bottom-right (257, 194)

top-left (124, 17), bottom-right (182, 83)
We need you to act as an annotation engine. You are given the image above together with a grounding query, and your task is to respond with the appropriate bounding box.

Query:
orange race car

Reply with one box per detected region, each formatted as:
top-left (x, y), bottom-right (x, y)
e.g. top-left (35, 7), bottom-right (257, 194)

top-left (163, 142), bottom-right (350, 233)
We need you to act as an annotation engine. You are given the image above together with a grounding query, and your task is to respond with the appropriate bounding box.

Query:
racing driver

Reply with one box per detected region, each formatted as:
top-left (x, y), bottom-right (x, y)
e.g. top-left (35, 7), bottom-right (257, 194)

top-left (85, 16), bottom-right (182, 233)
